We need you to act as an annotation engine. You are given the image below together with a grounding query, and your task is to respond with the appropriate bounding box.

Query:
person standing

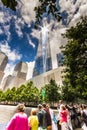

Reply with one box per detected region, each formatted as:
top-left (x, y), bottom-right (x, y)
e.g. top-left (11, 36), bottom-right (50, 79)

top-left (5, 103), bottom-right (30, 130)
top-left (46, 104), bottom-right (58, 130)
top-left (57, 100), bottom-right (63, 130)
top-left (81, 105), bottom-right (87, 130)
top-left (37, 104), bottom-right (47, 130)
top-left (42, 103), bottom-right (52, 130)
top-left (65, 105), bottom-right (73, 130)
top-left (28, 108), bottom-right (39, 130)
top-left (59, 104), bottom-right (69, 130)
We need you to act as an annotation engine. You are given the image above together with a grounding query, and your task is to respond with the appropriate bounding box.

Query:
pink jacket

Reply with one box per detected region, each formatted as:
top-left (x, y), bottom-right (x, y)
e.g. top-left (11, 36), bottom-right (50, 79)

top-left (60, 110), bottom-right (67, 123)
top-left (6, 113), bottom-right (30, 130)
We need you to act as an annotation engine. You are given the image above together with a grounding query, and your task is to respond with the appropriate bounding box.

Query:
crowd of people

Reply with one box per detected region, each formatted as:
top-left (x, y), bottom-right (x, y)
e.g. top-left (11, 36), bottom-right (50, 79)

top-left (5, 100), bottom-right (87, 130)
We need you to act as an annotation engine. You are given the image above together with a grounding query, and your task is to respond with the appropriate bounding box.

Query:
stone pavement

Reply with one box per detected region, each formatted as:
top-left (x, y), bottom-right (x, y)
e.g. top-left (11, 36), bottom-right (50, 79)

top-left (0, 124), bottom-right (83, 130)
top-left (0, 123), bottom-right (7, 130)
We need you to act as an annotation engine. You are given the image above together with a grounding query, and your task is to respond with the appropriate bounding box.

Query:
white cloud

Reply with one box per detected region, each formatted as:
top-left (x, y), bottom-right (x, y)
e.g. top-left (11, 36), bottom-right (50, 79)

top-left (27, 34), bottom-right (35, 48)
top-left (69, 1), bottom-right (87, 26)
top-left (0, 6), bottom-right (12, 24)
top-left (0, 12), bottom-right (4, 23)
top-left (59, 0), bottom-right (74, 13)
top-left (4, 62), bottom-right (15, 77)
top-left (4, 25), bottom-right (11, 41)
top-left (15, 24), bottom-right (23, 37)
top-left (31, 29), bottom-right (40, 40)
top-left (0, 29), bottom-right (3, 34)
top-left (0, 62), bottom-right (15, 89)
top-left (0, 42), bottom-right (22, 81)
top-left (14, 16), bottom-right (24, 37)
top-left (0, 2), bottom-right (24, 39)
top-left (18, 0), bottom-right (39, 25)
top-left (0, 42), bottom-right (22, 61)
top-left (79, 3), bottom-right (87, 15)
top-left (0, 10), bottom-right (11, 41)
top-left (59, 0), bottom-right (87, 26)
top-left (26, 61), bottom-right (35, 80)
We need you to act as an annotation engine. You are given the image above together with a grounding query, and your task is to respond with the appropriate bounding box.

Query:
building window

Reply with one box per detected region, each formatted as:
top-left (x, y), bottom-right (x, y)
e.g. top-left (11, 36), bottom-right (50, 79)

top-left (57, 53), bottom-right (64, 67)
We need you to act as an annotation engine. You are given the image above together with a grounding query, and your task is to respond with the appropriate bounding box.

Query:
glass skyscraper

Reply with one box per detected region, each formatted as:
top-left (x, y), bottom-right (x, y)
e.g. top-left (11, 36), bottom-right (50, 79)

top-left (33, 30), bottom-right (52, 77)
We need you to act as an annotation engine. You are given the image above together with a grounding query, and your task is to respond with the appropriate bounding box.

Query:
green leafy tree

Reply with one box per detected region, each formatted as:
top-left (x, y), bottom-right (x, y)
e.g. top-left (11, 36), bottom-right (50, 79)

top-left (34, 0), bottom-right (61, 25)
top-left (15, 84), bottom-right (26, 102)
top-left (61, 16), bottom-right (87, 101)
top-left (0, 89), bottom-right (4, 101)
top-left (43, 79), bottom-right (61, 104)
top-left (21, 81), bottom-right (39, 102)
top-left (4, 88), bottom-right (13, 101)
top-left (1, 0), bottom-right (17, 11)
top-left (10, 87), bottom-right (17, 101)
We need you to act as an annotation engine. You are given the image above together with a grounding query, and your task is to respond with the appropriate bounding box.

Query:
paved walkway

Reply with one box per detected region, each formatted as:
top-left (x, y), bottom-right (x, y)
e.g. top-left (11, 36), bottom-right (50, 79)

top-left (0, 123), bottom-right (83, 130)
top-left (0, 123), bottom-right (7, 130)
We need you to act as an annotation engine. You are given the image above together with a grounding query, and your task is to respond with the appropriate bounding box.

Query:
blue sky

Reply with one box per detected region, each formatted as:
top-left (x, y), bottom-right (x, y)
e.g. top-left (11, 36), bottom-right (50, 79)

top-left (0, 6), bottom-right (38, 63)
top-left (0, 0), bottom-right (39, 79)
top-left (0, 0), bottom-right (87, 80)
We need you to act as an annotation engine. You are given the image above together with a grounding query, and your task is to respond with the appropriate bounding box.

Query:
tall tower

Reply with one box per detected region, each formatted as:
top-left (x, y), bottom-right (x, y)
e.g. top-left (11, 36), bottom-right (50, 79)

top-left (33, 26), bottom-right (52, 77)
top-left (0, 52), bottom-right (8, 85)
top-left (3, 61), bottom-right (28, 90)
top-left (13, 61), bottom-right (28, 80)
top-left (0, 52), bottom-right (8, 71)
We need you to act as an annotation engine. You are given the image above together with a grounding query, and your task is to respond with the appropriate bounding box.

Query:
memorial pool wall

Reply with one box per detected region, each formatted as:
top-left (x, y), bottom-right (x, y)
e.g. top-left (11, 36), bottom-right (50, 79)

top-left (0, 105), bottom-right (32, 124)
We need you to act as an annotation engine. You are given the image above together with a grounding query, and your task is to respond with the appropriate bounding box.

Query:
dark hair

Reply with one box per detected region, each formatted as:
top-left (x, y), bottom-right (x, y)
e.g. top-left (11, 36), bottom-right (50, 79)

top-left (42, 103), bottom-right (46, 108)
top-left (38, 104), bottom-right (42, 109)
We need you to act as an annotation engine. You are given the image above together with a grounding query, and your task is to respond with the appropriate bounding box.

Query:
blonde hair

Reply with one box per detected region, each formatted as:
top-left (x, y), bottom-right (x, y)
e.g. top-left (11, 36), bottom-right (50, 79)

top-left (60, 104), bottom-right (66, 110)
top-left (31, 108), bottom-right (37, 115)
top-left (16, 103), bottom-right (25, 112)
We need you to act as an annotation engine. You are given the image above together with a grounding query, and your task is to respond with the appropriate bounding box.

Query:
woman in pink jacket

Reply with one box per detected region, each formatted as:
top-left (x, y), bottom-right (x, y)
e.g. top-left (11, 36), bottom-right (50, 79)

top-left (6, 103), bottom-right (30, 130)
top-left (59, 104), bottom-right (69, 130)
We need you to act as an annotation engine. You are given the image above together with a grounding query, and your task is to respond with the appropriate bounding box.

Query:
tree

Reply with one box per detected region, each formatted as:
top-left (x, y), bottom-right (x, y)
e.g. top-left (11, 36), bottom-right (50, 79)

top-left (1, 0), bottom-right (61, 27)
top-left (21, 81), bottom-right (39, 103)
top-left (15, 84), bottom-right (26, 102)
top-left (1, 0), bottom-right (17, 11)
top-left (61, 16), bottom-right (87, 101)
top-left (9, 87), bottom-right (17, 101)
top-left (3, 88), bottom-right (13, 101)
top-left (43, 79), bottom-right (61, 104)
top-left (34, 0), bottom-right (61, 26)
top-left (0, 89), bottom-right (4, 101)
